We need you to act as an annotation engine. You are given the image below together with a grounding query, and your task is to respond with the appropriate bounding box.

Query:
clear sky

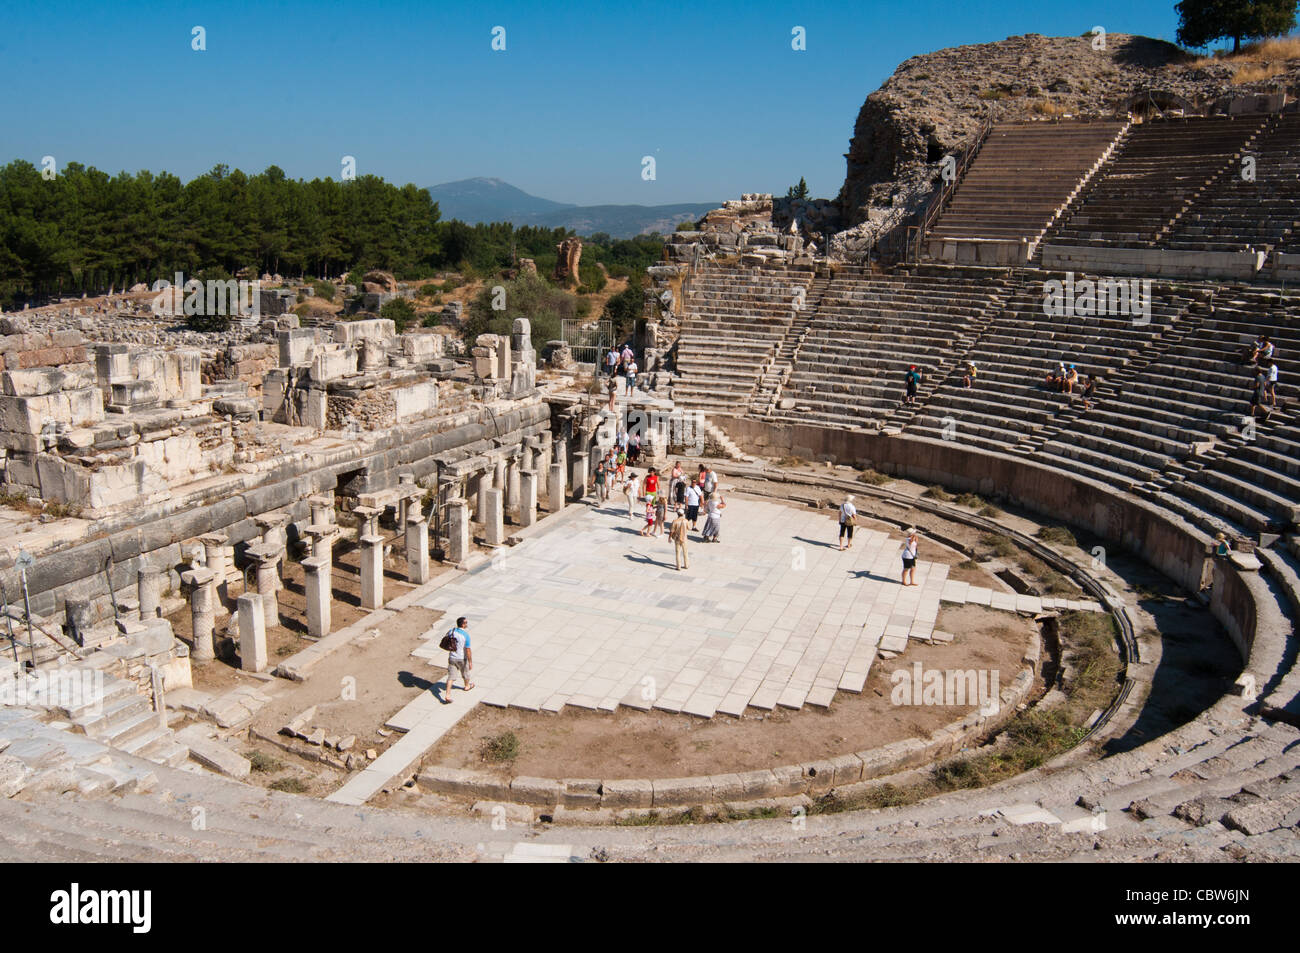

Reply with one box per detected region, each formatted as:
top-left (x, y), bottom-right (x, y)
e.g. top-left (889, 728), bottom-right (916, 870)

top-left (2, 0), bottom-right (1185, 205)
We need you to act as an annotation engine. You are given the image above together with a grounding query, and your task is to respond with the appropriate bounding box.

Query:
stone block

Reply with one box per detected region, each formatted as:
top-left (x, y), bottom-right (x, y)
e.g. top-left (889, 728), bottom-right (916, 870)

top-left (600, 778), bottom-right (654, 808)
top-left (510, 775), bottom-right (562, 807)
top-left (651, 775), bottom-right (715, 807)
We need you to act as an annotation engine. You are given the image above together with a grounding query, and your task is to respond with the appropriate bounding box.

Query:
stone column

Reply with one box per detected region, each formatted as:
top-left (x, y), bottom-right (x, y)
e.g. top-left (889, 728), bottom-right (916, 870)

top-left (519, 470), bottom-right (538, 528)
top-left (476, 469), bottom-right (491, 520)
top-left (506, 456), bottom-right (521, 516)
top-left (247, 543), bottom-right (282, 629)
top-left (138, 570), bottom-right (161, 620)
top-left (309, 494), bottom-right (334, 528)
top-left (447, 497), bottom-right (470, 564)
top-left (303, 554), bottom-right (332, 639)
top-left (571, 451), bottom-right (589, 503)
top-left (184, 568), bottom-right (216, 662)
top-left (484, 488), bottom-right (505, 545)
top-left (353, 505), bottom-right (382, 540)
top-left (406, 515), bottom-right (430, 584)
top-left (199, 533), bottom-right (230, 611)
top-left (548, 462), bottom-right (566, 513)
top-left (360, 533), bottom-right (384, 609)
top-left (237, 593), bottom-right (268, 673)
top-left (494, 457), bottom-right (507, 492)
top-left (397, 472), bottom-right (416, 526)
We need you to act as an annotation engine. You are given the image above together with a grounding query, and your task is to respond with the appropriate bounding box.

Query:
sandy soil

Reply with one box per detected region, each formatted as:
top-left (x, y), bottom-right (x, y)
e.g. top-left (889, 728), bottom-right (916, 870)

top-left (421, 603), bottom-right (1033, 781)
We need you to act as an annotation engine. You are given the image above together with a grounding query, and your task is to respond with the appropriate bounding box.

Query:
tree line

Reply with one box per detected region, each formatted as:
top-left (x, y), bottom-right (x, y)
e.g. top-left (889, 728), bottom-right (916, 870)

top-left (0, 160), bottom-right (665, 309)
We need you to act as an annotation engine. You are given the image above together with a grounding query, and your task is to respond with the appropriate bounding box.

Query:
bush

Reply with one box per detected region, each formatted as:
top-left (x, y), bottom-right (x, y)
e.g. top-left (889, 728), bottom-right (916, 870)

top-left (1036, 525), bottom-right (1078, 548)
top-left (857, 468), bottom-right (891, 485)
top-left (979, 533), bottom-right (1017, 557)
top-left (380, 297), bottom-right (417, 332)
top-left (922, 485), bottom-right (951, 501)
top-left (312, 279), bottom-right (336, 301)
top-left (417, 283), bottom-right (442, 299)
top-left (482, 731), bottom-right (520, 763)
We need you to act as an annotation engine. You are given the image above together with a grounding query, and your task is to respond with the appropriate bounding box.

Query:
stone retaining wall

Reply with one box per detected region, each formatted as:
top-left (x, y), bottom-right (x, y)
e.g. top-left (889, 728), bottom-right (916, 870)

top-left (714, 417), bottom-right (1213, 594)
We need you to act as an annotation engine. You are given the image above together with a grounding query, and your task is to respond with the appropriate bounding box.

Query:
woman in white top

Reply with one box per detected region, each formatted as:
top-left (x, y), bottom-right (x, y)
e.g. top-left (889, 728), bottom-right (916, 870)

top-left (701, 493), bottom-right (726, 542)
top-left (838, 495), bottom-right (857, 551)
top-left (901, 528), bottom-right (919, 586)
top-left (624, 472), bottom-right (641, 520)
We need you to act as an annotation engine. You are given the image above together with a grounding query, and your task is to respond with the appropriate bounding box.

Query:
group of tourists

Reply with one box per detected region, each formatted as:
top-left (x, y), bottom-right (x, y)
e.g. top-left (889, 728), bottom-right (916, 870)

top-left (1042, 361), bottom-right (1097, 408)
top-left (605, 343), bottom-right (639, 399)
top-left (1247, 334), bottom-right (1280, 417)
top-left (590, 456), bottom-right (724, 569)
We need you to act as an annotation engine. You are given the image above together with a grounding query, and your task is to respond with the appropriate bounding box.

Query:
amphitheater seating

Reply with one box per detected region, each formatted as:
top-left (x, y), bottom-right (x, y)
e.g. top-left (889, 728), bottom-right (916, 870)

top-left (1161, 114), bottom-right (1300, 254)
top-left (771, 268), bottom-right (1008, 428)
top-left (908, 273), bottom-right (1190, 454)
top-left (927, 120), bottom-right (1126, 247)
top-left (1043, 117), bottom-right (1268, 248)
top-left (672, 261), bottom-right (814, 412)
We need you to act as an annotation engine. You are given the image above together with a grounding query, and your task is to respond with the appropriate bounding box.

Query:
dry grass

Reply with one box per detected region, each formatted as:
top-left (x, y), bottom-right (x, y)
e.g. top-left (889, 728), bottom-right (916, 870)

top-left (1030, 98), bottom-right (1069, 117)
top-left (1188, 35), bottom-right (1300, 81)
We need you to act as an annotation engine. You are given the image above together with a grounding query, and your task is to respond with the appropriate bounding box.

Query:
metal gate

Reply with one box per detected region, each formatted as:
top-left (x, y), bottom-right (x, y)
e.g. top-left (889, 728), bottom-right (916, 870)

top-left (562, 319), bottom-right (612, 366)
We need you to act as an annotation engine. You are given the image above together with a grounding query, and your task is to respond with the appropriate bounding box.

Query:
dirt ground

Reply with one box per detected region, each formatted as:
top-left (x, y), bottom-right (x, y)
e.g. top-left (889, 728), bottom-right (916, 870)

top-left (421, 602), bottom-right (1034, 781)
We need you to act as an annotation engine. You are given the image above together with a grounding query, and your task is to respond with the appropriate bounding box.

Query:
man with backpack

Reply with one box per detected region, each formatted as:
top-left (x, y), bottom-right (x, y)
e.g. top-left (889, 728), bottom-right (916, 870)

top-left (438, 616), bottom-right (474, 701)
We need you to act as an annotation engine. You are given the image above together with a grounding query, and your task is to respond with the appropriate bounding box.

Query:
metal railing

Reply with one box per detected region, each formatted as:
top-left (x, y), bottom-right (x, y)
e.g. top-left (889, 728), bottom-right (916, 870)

top-left (902, 110), bottom-right (998, 263)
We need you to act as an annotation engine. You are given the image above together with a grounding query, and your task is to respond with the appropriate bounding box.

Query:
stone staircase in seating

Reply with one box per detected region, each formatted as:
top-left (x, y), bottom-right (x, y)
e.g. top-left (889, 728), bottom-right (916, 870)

top-left (672, 261), bottom-right (815, 413)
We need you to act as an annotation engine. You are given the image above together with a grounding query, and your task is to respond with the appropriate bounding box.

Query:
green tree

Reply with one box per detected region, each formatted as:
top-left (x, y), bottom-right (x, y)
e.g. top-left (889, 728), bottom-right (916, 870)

top-left (786, 176), bottom-right (810, 200)
top-left (1176, 0), bottom-right (1298, 52)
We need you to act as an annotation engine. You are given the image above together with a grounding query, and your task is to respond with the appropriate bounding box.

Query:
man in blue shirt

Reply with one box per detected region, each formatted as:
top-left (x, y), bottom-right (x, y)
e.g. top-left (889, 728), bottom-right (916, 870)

top-left (445, 616), bottom-right (475, 702)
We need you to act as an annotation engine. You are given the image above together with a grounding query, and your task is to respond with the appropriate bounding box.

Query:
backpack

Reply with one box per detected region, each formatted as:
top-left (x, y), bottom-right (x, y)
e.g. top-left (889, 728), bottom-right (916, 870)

top-left (438, 629), bottom-right (459, 652)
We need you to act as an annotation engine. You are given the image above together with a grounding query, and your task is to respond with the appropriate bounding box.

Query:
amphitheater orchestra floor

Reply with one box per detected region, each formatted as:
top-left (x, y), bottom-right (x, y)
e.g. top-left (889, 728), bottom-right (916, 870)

top-left (328, 495), bottom-right (1104, 805)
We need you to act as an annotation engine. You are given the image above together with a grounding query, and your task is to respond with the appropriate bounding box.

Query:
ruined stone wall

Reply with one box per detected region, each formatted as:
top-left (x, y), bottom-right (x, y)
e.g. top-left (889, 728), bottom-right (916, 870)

top-left (0, 400), bottom-right (552, 625)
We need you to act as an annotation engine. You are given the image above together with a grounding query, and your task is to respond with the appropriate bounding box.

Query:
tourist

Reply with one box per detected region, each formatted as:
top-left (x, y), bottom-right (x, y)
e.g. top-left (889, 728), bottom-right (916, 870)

top-left (640, 497), bottom-right (656, 536)
top-left (625, 359), bottom-right (638, 396)
top-left (606, 346), bottom-right (620, 378)
top-left (1251, 366), bottom-right (1270, 418)
top-left (644, 466), bottom-right (660, 501)
top-left (1250, 335), bottom-right (1275, 367)
top-left (684, 479), bottom-right (702, 530)
top-left (962, 361), bottom-right (976, 388)
top-left (901, 528), bottom-right (919, 587)
top-left (1064, 364), bottom-right (1079, 401)
top-left (1265, 361), bottom-right (1279, 406)
top-left (654, 491), bottom-right (668, 536)
top-left (670, 460), bottom-right (685, 504)
top-left (838, 494), bottom-right (857, 551)
top-left (1214, 532), bottom-right (1232, 558)
top-left (1081, 374), bottom-right (1097, 411)
top-left (904, 365), bottom-right (921, 406)
top-left (615, 447), bottom-right (627, 480)
top-left (616, 427), bottom-right (629, 455)
top-left (702, 464), bottom-right (718, 502)
top-left (701, 492), bottom-right (725, 542)
top-left (629, 430), bottom-right (642, 464)
top-left (625, 470), bottom-right (641, 519)
top-left (621, 343), bottom-right (634, 369)
top-left (606, 375), bottom-right (618, 412)
top-left (592, 461), bottom-right (608, 502)
top-left (670, 505), bottom-right (690, 571)
top-left (442, 616), bottom-right (474, 702)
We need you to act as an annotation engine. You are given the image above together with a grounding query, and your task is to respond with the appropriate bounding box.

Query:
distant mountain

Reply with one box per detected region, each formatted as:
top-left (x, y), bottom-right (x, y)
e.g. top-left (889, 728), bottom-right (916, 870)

top-left (426, 177), bottom-right (715, 238)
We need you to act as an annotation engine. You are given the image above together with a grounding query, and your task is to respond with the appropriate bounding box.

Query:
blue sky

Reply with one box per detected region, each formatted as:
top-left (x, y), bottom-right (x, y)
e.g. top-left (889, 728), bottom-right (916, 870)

top-left (2, 0), bottom-right (1185, 206)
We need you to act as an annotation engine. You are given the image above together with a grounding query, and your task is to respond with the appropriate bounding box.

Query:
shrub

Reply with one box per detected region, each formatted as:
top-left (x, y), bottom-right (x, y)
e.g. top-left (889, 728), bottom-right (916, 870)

top-left (922, 485), bottom-right (951, 501)
top-left (1036, 525), bottom-right (1078, 548)
top-left (312, 279), bottom-right (336, 301)
top-left (380, 297), bottom-right (417, 332)
top-left (482, 731), bottom-right (520, 763)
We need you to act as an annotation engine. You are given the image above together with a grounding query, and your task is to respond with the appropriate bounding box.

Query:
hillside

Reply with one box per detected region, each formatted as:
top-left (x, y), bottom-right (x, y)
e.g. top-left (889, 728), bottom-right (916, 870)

top-left (427, 177), bottom-right (714, 237)
top-left (833, 31), bottom-right (1300, 254)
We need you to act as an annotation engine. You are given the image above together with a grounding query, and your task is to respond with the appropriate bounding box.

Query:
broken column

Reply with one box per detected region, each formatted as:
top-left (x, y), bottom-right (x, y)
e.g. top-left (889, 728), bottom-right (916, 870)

top-left (137, 570), bottom-right (161, 620)
top-left (406, 514), bottom-right (430, 584)
top-left (184, 567), bottom-right (216, 662)
top-left (199, 533), bottom-right (230, 611)
top-left (360, 532), bottom-right (384, 609)
top-left (519, 469), bottom-right (538, 527)
top-left (549, 461), bottom-right (566, 513)
top-left (571, 451), bottom-right (588, 503)
top-left (246, 543), bottom-right (282, 629)
top-left (309, 494), bottom-right (335, 528)
top-left (484, 488), bottom-right (505, 546)
top-left (506, 453), bottom-right (521, 516)
top-left (303, 554), bottom-right (332, 639)
top-left (475, 469), bottom-right (491, 520)
top-left (447, 497), bottom-right (470, 563)
top-left (237, 593), bottom-right (267, 673)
